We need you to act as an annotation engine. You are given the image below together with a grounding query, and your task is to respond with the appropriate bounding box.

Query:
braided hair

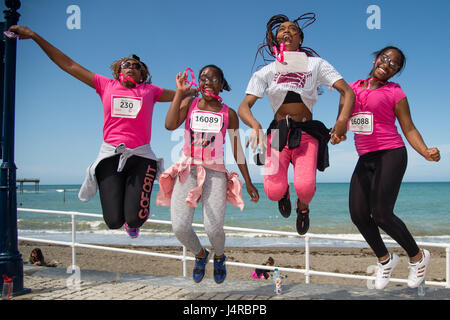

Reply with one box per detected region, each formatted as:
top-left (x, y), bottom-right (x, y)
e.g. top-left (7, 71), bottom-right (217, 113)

top-left (254, 13), bottom-right (319, 68)
top-left (110, 54), bottom-right (152, 84)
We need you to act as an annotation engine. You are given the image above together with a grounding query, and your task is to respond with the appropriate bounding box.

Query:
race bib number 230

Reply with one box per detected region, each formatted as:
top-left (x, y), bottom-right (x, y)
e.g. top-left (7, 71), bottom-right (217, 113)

top-left (111, 96), bottom-right (143, 118)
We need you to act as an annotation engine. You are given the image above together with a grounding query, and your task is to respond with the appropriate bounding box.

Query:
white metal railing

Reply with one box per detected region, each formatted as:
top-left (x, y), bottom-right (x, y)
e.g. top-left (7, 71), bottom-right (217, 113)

top-left (17, 208), bottom-right (450, 288)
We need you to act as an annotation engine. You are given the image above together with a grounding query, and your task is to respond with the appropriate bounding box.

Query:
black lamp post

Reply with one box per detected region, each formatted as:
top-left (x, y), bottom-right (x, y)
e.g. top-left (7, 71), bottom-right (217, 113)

top-left (0, 0), bottom-right (30, 296)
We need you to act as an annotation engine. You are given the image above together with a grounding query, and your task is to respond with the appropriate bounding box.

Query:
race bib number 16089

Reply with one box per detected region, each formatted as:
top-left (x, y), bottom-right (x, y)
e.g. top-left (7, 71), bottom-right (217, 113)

top-left (190, 110), bottom-right (223, 133)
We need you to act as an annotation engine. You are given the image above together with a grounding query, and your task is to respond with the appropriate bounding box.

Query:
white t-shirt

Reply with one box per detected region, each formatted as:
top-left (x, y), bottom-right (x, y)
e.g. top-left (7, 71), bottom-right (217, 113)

top-left (245, 57), bottom-right (342, 114)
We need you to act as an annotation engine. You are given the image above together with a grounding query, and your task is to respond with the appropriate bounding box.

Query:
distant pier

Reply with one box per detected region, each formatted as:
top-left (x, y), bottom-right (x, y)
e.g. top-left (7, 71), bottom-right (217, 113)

top-left (17, 178), bottom-right (40, 193)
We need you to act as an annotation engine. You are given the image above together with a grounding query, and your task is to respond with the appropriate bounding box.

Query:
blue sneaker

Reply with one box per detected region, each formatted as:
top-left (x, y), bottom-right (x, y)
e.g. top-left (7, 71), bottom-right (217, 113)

top-left (124, 223), bottom-right (139, 239)
top-left (213, 255), bottom-right (227, 284)
top-left (193, 249), bottom-right (209, 283)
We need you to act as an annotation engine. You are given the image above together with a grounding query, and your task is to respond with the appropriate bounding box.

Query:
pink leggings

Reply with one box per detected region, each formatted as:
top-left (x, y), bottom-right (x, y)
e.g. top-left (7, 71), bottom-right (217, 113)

top-left (264, 132), bottom-right (318, 205)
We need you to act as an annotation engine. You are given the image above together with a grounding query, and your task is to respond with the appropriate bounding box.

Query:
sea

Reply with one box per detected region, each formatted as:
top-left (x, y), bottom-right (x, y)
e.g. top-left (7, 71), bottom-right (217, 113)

top-left (16, 182), bottom-right (450, 248)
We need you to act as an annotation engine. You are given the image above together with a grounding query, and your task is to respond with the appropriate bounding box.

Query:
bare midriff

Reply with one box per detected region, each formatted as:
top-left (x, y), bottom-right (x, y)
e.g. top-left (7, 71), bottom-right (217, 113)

top-left (274, 102), bottom-right (312, 122)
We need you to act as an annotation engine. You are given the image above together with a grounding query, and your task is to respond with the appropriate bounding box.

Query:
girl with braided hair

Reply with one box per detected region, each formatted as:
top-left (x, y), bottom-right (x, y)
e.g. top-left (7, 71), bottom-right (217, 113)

top-left (238, 13), bottom-right (355, 235)
top-left (9, 25), bottom-right (178, 239)
top-left (255, 13), bottom-right (319, 64)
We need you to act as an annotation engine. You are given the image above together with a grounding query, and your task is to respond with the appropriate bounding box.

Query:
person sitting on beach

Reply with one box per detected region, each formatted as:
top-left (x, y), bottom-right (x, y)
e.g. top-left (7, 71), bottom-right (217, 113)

top-left (346, 46), bottom-right (440, 290)
top-left (156, 65), bottom-right (259, 284)
top-left (238, 13), bottom-right (355, 235)
top-left (251, 257), bottom-right (275, 280)
top-left (28, 248), bottom-right (57, 267)
top-left (9, 25), bottom-right (180, 239)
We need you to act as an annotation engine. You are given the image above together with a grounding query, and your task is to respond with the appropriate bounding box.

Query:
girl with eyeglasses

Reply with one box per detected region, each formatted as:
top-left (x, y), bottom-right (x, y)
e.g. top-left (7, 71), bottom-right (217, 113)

top-left (346, 46), bottom-right (440, 290)
top-left (156, 65), bottom-right (259, 284)
top-left (9, 25), bottom-right (178, 239)
top-left (238, 13), bottom-right (355, 235)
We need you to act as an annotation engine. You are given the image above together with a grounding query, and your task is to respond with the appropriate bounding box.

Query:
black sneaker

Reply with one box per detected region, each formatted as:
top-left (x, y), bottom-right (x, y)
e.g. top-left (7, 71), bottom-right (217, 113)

top-left (296, 199), bottom-right (310, 235)
top-left (278, 185), bottom-right (291, 218)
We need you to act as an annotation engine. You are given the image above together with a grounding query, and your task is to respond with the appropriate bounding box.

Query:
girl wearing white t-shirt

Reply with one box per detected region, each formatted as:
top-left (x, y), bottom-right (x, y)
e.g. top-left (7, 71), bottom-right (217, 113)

top-left (238, 13), bottom-right (355, 235)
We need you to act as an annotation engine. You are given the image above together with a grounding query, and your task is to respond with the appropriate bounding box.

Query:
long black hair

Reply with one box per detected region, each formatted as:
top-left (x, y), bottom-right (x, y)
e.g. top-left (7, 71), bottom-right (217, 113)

top-left (254, 13), bottom-right (319, 68)
top-left (30, 248), bottom-right (45, 263)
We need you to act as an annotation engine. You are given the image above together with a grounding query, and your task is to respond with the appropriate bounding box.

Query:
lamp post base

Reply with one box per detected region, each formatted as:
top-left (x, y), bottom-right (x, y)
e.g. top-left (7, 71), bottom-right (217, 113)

top-left (0, 254), bottom-right (31, 297)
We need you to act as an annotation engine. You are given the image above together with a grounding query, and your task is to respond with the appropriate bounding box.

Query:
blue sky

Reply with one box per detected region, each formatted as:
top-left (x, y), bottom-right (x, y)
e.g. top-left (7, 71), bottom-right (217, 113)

top-left (3, 0), bottom-right (450, 184)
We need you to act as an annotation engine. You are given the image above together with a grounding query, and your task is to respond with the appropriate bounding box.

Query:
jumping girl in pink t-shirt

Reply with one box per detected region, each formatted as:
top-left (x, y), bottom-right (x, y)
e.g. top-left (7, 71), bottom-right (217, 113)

top-left (347, 46), bottom-right (440, 290)
top-left (10, 25), bottom-right (178, 239)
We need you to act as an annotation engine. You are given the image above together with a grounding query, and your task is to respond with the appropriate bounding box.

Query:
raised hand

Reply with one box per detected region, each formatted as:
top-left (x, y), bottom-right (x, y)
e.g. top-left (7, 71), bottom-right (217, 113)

top-left (8, 25), bottom-right (34, 39)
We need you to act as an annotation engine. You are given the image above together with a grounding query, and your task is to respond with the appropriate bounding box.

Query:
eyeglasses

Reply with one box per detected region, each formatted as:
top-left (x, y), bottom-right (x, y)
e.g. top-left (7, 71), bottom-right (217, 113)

top-left (183, 68), bottom-right (223, 102)
top-left (380, 54), bottom-right (400, 71)
top-left (199, 76), bottom-right (220, 84)
top-left (121, 61), bottom-right (142, 70)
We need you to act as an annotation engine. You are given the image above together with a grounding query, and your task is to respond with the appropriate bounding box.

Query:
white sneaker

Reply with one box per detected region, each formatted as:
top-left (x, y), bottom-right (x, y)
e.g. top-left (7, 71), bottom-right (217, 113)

top-left (375, 253), bottom-right (399, 290)
top-left (408, 249), bottom-right (430, 288)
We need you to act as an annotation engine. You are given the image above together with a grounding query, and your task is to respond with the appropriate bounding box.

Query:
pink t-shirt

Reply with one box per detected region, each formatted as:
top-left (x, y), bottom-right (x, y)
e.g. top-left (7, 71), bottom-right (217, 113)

top-left (182, 98), bottom-right (229, 161)
top-left (94, 74), bottom-right (163, 149)
top-left (349, 80), bottom-right (406, 156)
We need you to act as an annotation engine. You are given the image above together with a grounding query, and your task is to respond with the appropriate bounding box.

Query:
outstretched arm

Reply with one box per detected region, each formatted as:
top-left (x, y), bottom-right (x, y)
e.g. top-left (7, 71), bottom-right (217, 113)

top-left (237, 94), bottom-right (267, 154)
top-left (158, 89), bottom-right (176, 102)
top-left (9, 25), bottom-right (95, 88)
top-left (395, 98), bottom-right (440, 162)
top-left (330, 79), bottom-right (355, 145)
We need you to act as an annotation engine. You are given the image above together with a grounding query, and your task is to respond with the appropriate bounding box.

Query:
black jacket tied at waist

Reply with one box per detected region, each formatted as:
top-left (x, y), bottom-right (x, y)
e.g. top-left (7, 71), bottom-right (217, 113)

top-left (267, 118), bottom-right (331, 172)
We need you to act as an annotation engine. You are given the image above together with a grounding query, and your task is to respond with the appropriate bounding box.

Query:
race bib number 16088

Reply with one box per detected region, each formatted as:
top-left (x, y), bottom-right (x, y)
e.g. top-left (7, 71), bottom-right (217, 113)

top-left (348, 112), bottom-right (373, 135)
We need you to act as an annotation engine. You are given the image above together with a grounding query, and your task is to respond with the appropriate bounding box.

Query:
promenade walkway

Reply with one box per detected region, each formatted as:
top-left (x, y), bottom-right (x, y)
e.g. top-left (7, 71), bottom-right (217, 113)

top-left (11, 265), bottom-right (450, 301)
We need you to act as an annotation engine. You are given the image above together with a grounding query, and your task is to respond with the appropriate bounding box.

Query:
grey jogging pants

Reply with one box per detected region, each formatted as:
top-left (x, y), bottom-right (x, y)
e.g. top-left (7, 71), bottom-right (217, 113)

top-left (170, 167), bottom-right (227, 256)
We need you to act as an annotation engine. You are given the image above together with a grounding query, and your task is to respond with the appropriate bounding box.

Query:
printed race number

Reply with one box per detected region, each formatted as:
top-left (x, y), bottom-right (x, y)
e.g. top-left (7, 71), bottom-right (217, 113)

top-left (348, 112), bottom-right (373, 135)
top-left (190, 110), bottom-right (223, 133)
top-left (111, 96), bottom-right (143, 118)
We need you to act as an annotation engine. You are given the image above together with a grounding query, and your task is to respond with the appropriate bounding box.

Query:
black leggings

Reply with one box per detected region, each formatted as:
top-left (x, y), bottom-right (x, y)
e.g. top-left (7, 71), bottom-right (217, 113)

top-left (349, 147), bottom-right (420, 258)
top-left (95, 154), bottom-right (157, 229)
